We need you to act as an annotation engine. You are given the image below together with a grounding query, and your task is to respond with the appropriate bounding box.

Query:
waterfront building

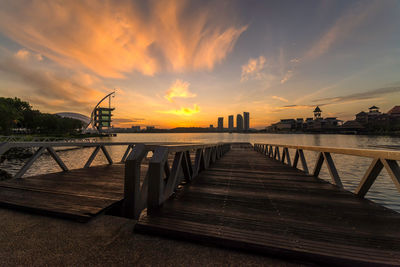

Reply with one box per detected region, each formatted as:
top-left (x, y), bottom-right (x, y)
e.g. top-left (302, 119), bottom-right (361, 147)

top-left (228, 115), bottom-right (234, 131)
top-left (388, 106), bottom-right (400, 117)
top-left (218, 117), bottom-right (224, 131)
top-left (296, 118), bottom-right (304, 130)
top-left (237, 114), bottom-right (243, 132)
top-left (244, 112), bottom-right (250, 131)
top-left (94, 107), bottom-right (114, 132)
top-left (313, 106), bottom-right (322, 120)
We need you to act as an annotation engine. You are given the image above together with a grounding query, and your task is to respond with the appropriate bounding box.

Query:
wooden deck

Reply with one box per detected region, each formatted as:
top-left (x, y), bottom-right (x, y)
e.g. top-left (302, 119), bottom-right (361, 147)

top-left (135, 146), bottom-right (400, 266)
top-left (0, 164), bottom-right (126, 221)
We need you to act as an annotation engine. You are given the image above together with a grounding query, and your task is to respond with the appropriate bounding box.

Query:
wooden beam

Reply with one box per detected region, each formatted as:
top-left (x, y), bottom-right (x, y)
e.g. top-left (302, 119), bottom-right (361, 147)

top-left (182, 151), bottom-right (193, 182)
top-left (193, 148), bottom-right (203, 177)
top-left (281, 147), bottom-right (286, 163)
top-left (355, 158), bottom-right (383, 197)
top-left (284, 147), bottom-right (291, 166)
top-left (120, 145), bottom-right (132, 163)
top-left (313, 152), bottom-right (324, 177)
top-left (299, 149), bottom-right (309, 174)
top-left (293, 149), bottom-right (299, 168)
top-left (100, 146), bottom-right (113, 165)
top-left (163, 152), bottom-right (184, 201)
top-left (46, 147), bottom-right (68, 172)
top-left (275, 147), bottom-right (281, 161)
top-left (14, 147), bottom-right (46, 179)
top-left (323, 152), bottom-right (343, 188)
top-left (382, 159), bottom-right (400, 193)
top-left (84, 146), bottom-right (101, 168)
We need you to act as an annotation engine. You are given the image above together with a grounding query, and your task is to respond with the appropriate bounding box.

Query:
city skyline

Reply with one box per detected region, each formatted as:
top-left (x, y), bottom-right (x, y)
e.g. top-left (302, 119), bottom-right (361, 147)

top-left (0, 1), bottom-right (399, 129)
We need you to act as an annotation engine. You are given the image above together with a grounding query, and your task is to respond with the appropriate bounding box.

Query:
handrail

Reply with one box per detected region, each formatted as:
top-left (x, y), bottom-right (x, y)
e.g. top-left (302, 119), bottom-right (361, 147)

top-left (254, 143), bottom-right (400, 199)
top-left (255, 143), bottom-right (400, 161)
top-left (0, 141), bottom-right (199, 179)
top-left (122, 143), bottom-right (231, 219)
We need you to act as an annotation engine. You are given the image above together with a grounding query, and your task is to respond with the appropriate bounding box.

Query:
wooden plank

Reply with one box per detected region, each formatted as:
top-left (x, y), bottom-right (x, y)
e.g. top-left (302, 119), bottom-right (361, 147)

top-left (0, 164), bottom-right (125, 221)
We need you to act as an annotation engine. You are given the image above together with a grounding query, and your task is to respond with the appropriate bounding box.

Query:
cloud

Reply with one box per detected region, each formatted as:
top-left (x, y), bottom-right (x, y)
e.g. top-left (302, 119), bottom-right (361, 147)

top-left (290, 58), bottom-right (300, 63)
top-left (241, 56), bottom-right (266, 82)
top-left (14, 49), bottom-right (42, 61)
top-left (272, 96), bottom-right (289, 103)
top-left (165, 79), bottom-right (196, 102)
top-left (280, 70), bottom-right (293, 84)
top-left (0, 0), bottom-right (247, 78)
top-left (304, 1), bottom-right (381, 60)
top-left (15, 49), bottom-right (29, 60)
top-left (313, 86), bottom-right (400, 104)
top-left (0, 57), bottom-right (103, 113)
top-left (160, 104), bottom-right (200, 116)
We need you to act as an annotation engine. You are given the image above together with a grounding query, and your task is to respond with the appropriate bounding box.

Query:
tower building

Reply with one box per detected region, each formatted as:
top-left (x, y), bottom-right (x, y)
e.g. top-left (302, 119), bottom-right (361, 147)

top-left (243, 112), bottom-right (250, 131)
top-left (228, 115), bottom-right (234, 131)
top-left (218, 117), bottom-right (224, 131)
top-left (237, 114), bottom-right (243, 132)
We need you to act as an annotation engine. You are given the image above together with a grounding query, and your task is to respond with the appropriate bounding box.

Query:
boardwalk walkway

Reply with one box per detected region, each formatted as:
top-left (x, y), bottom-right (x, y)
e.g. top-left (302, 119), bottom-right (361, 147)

top-left (0, 164), bottom-right (125, 221)
top-left (136, 146), bottom-right (400, 266)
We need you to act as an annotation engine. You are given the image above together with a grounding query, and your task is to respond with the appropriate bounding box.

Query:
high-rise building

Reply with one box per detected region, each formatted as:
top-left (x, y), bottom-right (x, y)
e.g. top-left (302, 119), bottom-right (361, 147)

top-left (228, 115), bottom-right (234, 131)
top-left (243, 112), bottom-right (250, 131)
top-left (236, 114), bottom-right (243, 132)
top-left (218, 117), bottom-right (224, 131)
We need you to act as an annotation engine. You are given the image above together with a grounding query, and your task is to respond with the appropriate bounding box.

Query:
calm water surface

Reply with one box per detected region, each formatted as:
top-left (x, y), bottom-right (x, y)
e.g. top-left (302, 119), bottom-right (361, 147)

top-left (2, 133), bottom-right (400, 212)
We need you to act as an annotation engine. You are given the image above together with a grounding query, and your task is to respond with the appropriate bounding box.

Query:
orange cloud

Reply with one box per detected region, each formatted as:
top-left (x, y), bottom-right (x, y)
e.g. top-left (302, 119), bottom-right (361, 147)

top-left (0, 1), bottom-right (247, 78)
top-left (160, 104), bottom-right (200, 116)
top-left (165, 79), bottom-right (196, 102)
top-left (272, 96), bottom-right (289, 103)
top-left (14, 49), bottom-right (42, 61)
top-left (241, 56), bottom-right (266, 82)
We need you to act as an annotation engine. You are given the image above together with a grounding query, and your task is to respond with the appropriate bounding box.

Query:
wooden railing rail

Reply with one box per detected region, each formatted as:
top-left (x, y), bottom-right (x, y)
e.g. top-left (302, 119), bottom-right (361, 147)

top-left (0, 141), bottom-right (186, 178)
top-left (122, 143), bottom-right (231, 219)
top-left (254, 143), bottom-right (400, 198)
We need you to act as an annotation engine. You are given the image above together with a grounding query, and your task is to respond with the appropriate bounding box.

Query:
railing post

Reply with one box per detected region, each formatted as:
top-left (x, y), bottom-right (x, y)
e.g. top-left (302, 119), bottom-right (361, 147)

top-left (148, 146), bottom-right (168, 214)
top-left (122, 144), bottom-right (147, 219)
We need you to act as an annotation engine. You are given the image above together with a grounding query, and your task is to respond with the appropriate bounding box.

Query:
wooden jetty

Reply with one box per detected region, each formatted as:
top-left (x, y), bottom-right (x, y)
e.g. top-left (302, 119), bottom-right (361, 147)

top-left (1, 141), bottom-right (400, 265)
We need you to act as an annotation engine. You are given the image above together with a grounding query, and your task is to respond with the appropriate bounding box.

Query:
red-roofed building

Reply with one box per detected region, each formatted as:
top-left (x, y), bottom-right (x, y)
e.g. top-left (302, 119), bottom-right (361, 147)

top-left (387, 106), bottom-right (400, 117)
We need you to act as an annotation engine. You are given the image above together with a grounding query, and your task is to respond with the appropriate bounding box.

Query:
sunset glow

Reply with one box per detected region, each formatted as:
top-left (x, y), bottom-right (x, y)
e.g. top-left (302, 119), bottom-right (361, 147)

top-left (0, 0), bottom-right (399, 129)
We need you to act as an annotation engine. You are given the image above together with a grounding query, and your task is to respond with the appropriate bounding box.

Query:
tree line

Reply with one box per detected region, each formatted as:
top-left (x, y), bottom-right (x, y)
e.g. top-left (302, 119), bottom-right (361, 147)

top-left (0, 97), bottom-right (84, 135)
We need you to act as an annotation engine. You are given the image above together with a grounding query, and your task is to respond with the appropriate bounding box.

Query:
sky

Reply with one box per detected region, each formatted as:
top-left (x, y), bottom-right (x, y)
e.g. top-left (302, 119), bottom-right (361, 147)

top-left (0, 0), bottom-right (399, 129)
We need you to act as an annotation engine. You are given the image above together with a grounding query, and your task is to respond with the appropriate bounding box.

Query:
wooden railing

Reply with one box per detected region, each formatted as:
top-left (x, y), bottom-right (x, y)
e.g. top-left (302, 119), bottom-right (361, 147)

top-left (122, 143), bottom-right (231, 219)
top-left (0, 141), bottom-right (183, 178)
top-left (0, 141), bottom-right (231, 219)
top-left (254, 143), bottom-right (400, 197)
